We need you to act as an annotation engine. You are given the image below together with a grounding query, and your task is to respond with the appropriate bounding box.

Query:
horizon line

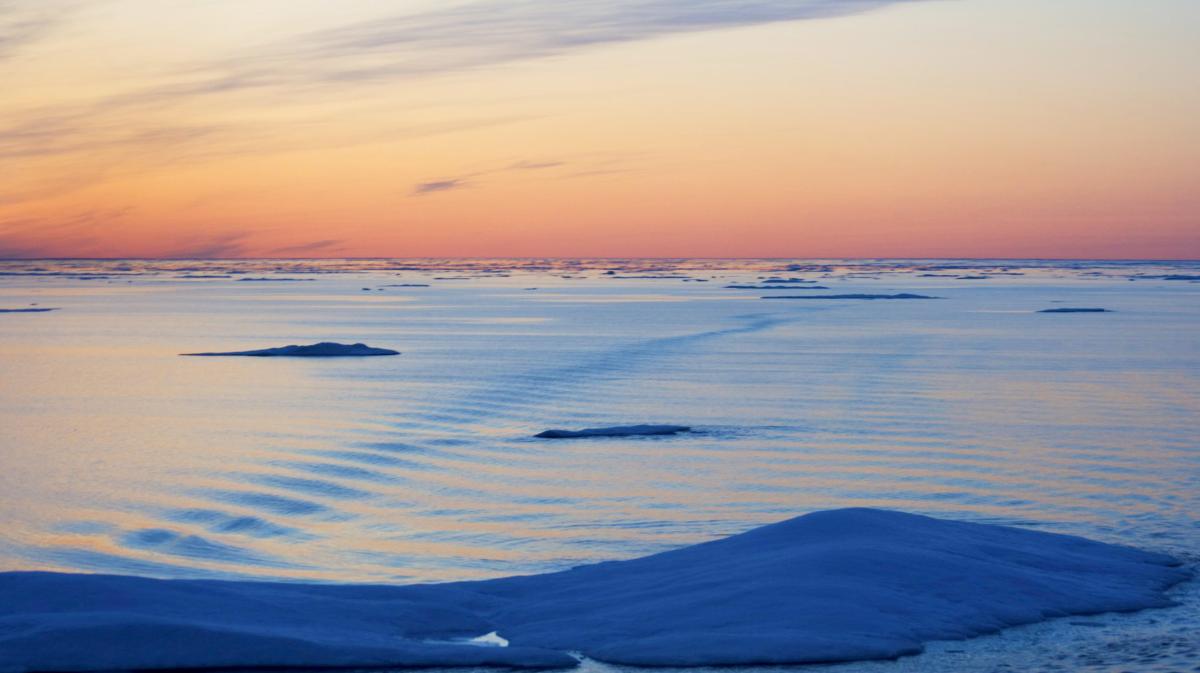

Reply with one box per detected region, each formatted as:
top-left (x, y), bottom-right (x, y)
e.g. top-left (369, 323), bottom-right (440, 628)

top-left (1, 256), bottom-right (1198, 263)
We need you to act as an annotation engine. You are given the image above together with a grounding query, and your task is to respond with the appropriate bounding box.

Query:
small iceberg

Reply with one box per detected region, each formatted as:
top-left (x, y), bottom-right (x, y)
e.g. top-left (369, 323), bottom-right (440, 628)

top-left (1038, 307), bottom-right (1112, 313)
top-left (763, 293), bottom-right (938, 300)
top-left (181, 342), bottom-right (400, 357)
top-left (425, 631), bottom-right (511, 648)
top-left (0, 509), bottom-right (1186, 671)
top-left (469, 631), bottom-right (509, 647)
top-left (535, 424), bottom-right (692, 439)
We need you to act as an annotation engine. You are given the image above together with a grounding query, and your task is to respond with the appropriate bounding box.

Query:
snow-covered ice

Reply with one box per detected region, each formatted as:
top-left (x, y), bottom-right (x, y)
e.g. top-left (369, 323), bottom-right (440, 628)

top-left (0, 509), bottom-right (1186, 671)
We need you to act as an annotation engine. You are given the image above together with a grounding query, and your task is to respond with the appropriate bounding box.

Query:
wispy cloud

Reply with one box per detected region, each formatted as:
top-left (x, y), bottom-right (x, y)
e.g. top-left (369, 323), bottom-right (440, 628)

top-left (0, 115), bottom-right (224, 160)
top-left (0, 112), bottom-right (533, 208)
top-left (160, 231), bottom-right (250, 259)
top-left (260, 0), bottom-right (917, 89)
top-left (409, 151), bottom-right (648, 195)
top-left (268, 238), bottom-right (345, 255)
top-left (0, 209), bottom-right (256, 259)
top-left (0, 1), bottom-right (77, 61)
top-left (509, 160), bottom-right (565, 170)
top-left (410, 157), bottom-right (572, 196)
top-left (2, 1), bottom-right (921, 210)
top-left (6, 0), bottom-right (919, 152)
top-left (0, 207), bottom-right (131, 258)
top-left (0, 207), bottom-right (130, 238)
top-left (413, 179), bottom-right (468, 196)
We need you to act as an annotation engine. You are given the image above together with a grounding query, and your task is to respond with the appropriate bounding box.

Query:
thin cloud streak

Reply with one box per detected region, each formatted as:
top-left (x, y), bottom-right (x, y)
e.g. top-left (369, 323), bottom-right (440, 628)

top-left (410, 157), bottom-right (571, 196)
top-left (0, 207), bottom-right (131, 258)
top-left (3, 1), bottom-right (920, 158)
top-left (0, 1), bottom-right (77, 61)
top-left (1, 0), bottom-right (927, 253)
top-left (268, 239), bottom-right (345, 254)
top-left (159, 231), bottom-right (250, 260)
top-left (412, 179), bottom-right (467, 196)
top-left (279, 0), bottom-right (918, 87)
top-left (0, 113), bottom-right (535, 208)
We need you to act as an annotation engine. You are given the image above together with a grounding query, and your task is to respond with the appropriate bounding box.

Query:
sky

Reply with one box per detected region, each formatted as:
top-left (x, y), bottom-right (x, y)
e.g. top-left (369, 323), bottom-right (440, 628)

top-left (1, 0), bottom-right (1197, 259)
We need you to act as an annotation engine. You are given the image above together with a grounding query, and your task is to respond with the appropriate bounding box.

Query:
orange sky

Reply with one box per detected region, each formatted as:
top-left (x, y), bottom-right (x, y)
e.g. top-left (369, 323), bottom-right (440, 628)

top-left (2, 0), bottom-right (1198, 259)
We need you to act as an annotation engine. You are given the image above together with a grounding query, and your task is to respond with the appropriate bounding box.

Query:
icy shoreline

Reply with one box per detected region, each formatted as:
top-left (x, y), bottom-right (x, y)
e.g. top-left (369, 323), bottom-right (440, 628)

top-left (0, 509), bottom-right (1187, 672)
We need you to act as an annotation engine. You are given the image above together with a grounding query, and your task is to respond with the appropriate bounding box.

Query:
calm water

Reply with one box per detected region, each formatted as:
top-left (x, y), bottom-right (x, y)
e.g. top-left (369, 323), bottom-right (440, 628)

top-left (1, 258), bottom-right (1198, 671)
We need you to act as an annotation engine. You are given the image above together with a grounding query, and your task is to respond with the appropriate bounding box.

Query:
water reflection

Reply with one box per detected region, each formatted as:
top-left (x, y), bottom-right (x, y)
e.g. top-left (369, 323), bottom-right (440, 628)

top-left (1, 258), bottom-right (1197, 587)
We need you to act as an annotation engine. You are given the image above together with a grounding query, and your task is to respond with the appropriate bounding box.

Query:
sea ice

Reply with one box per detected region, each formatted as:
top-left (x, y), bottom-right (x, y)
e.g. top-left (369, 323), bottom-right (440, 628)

top-left (181, 342), bottom-right (400, 357)
top-left (0, 509), bottom-right (1185, 671)
top-left (762, 293), bottom-right (937, 300)
top-left (725, 285), bottom-right (830, 290)
top-left (535, 424), bottom-right (692, 438)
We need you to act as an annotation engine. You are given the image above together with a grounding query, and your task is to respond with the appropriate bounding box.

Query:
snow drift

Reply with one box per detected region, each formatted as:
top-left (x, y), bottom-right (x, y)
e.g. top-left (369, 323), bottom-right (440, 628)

top-left (0, 509), bottom-right (1187, 671)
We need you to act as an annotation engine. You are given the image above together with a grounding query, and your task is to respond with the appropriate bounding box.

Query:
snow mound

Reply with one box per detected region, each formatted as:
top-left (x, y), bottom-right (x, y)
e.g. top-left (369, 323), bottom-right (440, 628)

top-left (535, 424), bottom-right (691, 438)
top-left (0, 509), bottom-right (1187, 671)
top-left (181, 342), bottom-right (399, 357)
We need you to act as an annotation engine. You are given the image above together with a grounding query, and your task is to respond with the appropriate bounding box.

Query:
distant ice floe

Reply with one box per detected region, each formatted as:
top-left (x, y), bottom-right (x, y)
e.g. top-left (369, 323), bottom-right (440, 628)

top-left (726, 285), bottom-right (830, 290)
top-left (0, 509), bottom-right (1187, 671)
top-left (762, 293), bottom-right (938, 300)
top-left (181, 342), bottom-right (399, 357)
top-left (535, 424), bottom-right (692, 439)
top-left (1135, 274), bottom-right (1200, 281)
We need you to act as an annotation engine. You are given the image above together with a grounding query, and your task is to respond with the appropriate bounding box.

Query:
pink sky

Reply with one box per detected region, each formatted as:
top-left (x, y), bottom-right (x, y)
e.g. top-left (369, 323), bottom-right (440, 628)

top-left (2, 0), bottom-right (1197, 259)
